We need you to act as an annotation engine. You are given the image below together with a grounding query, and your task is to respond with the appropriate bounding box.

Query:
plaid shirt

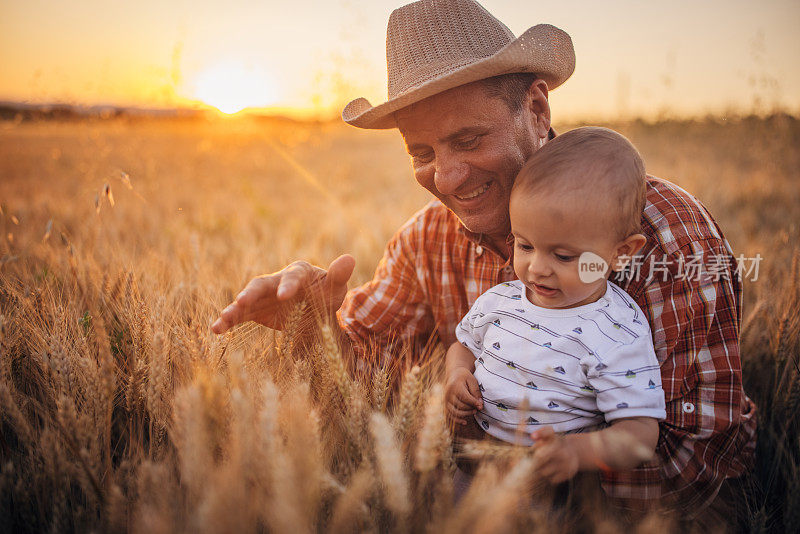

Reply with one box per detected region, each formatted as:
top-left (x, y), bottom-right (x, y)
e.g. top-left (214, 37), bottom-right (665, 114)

top-left (338, 176), bottom-right (757, 512)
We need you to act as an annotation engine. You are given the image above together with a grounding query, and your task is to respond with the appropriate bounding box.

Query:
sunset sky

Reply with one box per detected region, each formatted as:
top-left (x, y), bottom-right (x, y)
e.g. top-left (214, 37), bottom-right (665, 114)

top-left (1, 0), bottom-right (799, 120)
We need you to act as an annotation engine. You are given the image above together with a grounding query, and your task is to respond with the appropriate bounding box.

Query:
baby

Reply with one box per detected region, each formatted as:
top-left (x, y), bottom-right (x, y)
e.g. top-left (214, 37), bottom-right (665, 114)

top-left (445, 127), bottom-right (667, 484)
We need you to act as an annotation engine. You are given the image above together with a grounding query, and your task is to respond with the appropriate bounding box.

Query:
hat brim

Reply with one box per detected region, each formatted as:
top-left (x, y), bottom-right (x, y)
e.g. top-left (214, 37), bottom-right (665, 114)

top-left (341, 24), bottom-right (575, 130)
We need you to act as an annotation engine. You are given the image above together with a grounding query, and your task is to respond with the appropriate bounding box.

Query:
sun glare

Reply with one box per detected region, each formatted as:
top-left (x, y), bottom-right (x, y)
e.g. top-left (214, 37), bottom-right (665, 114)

top-left (190, 62), bottom-right (277, 114)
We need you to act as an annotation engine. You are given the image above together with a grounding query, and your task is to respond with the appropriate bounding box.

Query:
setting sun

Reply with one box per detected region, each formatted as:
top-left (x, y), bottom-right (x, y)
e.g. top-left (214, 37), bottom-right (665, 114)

top-left (189, 61), bottom-right (277, 114)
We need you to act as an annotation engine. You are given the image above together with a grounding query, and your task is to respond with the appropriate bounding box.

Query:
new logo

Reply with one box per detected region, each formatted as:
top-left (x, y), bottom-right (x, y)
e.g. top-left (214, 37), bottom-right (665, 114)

top-left (578, 252), bottom-right (608, 283)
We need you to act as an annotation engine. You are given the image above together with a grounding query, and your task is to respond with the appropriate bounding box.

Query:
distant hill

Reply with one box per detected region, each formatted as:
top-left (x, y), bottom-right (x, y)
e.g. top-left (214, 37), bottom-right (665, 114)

top-left (0, 101), bottom-right (206, 121)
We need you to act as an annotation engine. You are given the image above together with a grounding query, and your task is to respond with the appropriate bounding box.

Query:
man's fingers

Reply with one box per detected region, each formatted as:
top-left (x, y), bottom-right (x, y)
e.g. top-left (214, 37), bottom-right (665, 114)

top-left (327, 254), bottom-right (355, 289)
top-left (211, 301), bottom-right (257, 334)
top-left (211, 302), bottom-right (245, 334)
top-left (232, 300), bottom-right (282, 325)
top-left (212, 277), bottom-right (278, 332)
top-left (211, 275), bottom-right (284, 334)
top-left (276, 262), bottom-right (314, 300)
top-left (235, 275), bottom-right (279, 307)
top-left (210, 317), bottom-right (230, 334)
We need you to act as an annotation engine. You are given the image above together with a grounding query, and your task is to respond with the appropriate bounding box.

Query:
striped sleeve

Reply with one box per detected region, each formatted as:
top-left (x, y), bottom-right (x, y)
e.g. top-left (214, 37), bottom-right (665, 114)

top-left (587, 332), bottom-right (667, 423)
top-left (454, 291), bottom-right (491, 359)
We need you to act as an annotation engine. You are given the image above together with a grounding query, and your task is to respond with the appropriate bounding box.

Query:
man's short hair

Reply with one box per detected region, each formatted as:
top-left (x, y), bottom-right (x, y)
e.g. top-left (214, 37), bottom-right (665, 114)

top-left (512, 126), bottom-right (647, 240)
top-left (481, 73), bottom-right (539, 113)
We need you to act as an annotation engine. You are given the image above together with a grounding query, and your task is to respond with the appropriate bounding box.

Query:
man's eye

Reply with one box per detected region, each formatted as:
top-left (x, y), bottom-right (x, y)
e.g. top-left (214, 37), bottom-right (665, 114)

top-left (411, 152), bottom-right (434, 164)
top-left (455, 136), bottom-right (479, 149)
top-left (555, 254), bottom-right (576, 262)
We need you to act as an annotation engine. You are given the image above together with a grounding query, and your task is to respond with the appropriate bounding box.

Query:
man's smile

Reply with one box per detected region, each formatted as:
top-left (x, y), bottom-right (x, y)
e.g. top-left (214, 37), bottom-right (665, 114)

top-left (455, 181), bottom-right (491, 201)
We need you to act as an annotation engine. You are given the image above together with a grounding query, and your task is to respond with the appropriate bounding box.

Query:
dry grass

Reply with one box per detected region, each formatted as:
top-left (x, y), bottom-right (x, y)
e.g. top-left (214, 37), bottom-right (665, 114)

top-left (0, 113), bottom-right (798, 533)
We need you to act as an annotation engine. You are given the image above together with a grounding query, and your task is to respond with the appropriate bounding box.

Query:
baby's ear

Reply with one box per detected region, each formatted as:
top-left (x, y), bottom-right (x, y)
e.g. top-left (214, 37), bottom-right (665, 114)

top-left (611, 234), bottom-right (647, 272)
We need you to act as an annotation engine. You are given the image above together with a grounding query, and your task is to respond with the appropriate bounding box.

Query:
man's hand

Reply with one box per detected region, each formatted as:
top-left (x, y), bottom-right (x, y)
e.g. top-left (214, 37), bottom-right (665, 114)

top-left (530, 427), bottom-right (580, 484)
top-left (211, 254), bottom-right (356, 334)
top-left (445, 367), bottom-right (483, 425)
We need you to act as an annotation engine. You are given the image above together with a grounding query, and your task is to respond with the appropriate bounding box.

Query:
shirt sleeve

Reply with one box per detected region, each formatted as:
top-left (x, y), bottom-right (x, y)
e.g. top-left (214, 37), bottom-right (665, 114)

top-left (603, 238), bottom-right (757, 512)
top-left (336, 218), bottom-right (434, 361)
top-left (454, 292), bottom-right (490, 359)
top-left (587, 329), bottom-right (667, 423)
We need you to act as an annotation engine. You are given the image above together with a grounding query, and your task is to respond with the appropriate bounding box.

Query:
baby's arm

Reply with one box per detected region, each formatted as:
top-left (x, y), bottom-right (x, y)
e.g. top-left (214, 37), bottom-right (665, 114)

top-left (531, 416), bottom-right (659, 483)
top-left (444, 342), bottom-right (484, 425)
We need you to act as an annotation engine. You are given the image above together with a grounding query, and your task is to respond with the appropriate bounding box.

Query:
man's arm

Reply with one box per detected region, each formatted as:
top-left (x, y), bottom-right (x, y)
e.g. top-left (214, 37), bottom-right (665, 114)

top-left (336, 213), bottom-right (436, 361)
top-left (607, 238), bottom-right (757, 511)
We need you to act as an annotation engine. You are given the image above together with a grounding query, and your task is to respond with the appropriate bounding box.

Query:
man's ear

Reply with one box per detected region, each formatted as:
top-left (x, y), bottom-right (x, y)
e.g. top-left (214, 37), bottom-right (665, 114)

top-left (610, 233), bottom-right (647, 272)
top-left (526, 78), bottom-right (551, 140)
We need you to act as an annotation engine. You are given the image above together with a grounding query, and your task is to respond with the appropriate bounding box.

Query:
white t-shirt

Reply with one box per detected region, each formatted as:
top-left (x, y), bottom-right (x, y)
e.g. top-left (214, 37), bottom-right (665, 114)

top-left (456, 279), bottom-right (667, 445)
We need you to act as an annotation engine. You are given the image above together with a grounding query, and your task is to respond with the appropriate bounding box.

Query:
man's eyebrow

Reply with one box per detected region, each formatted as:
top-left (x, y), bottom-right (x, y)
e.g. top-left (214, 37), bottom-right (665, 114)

top-left (405, 126), bottom-right (486, 152)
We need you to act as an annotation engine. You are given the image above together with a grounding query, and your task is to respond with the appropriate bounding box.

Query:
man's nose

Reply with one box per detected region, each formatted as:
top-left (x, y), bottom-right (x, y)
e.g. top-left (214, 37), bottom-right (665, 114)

top-left (433, 154), bottom-right (469, 195)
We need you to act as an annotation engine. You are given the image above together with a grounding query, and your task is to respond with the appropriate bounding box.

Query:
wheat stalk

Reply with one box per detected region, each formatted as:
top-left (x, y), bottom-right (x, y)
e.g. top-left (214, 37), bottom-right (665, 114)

top-left (321, 323), bottom-right (352, 402)
top-left (370, 412), bottom-right (411, 522)
top-left (329, 468), bottom-right (376, 534)
top-left (278, 299), bottom-right (307, 362)
top-left (395, 365), bottom-right (424, 442)
top-left (415, 383), bottom-right (446, 474)
top-left (371, 363), bottom-right (389, 411)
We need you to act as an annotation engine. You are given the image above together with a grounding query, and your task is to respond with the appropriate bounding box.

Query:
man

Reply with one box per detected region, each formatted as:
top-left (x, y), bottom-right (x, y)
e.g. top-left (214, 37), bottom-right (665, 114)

top-left (211, 0), bottom-right (756, 516)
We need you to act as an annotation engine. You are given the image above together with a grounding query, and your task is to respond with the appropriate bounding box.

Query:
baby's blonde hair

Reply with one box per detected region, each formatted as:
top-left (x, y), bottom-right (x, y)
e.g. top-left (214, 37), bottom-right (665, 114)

top-left (512, 127), bottom-right (646, 240)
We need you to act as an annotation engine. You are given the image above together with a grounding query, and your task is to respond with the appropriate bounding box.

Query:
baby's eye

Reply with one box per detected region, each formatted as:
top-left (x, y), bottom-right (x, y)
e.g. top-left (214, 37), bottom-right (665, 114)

top-left (555, 253), bottom-right (576, 262)
top-left (516, 241), bottom-right (533, 252)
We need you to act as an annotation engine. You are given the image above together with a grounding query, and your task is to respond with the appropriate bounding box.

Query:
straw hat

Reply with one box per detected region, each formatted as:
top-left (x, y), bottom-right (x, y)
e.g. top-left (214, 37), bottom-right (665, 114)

top-left (342, 0), bottom-right (575, 130)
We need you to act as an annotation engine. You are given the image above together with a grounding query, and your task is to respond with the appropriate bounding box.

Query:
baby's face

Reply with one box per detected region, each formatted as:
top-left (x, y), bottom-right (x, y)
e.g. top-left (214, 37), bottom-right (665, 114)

top-left (509, 189), bottom-right (621, 309)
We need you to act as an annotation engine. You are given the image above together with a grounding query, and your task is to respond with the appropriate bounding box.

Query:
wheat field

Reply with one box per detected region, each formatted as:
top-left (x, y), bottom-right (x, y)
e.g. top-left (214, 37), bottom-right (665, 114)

top-left (0, 114), bottom-right (798, 533)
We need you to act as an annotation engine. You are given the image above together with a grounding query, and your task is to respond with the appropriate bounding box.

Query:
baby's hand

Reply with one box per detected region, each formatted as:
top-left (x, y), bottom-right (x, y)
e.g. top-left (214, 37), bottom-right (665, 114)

top-left (531, 427), bottom-right (580, 484)
top-left (444, 368), bottom-right (483, 425)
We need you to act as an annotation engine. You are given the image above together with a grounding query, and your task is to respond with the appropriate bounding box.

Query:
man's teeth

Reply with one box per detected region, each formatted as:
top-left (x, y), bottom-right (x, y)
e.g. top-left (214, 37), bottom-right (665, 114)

top-left (457, 183), bottom-right (490, 200)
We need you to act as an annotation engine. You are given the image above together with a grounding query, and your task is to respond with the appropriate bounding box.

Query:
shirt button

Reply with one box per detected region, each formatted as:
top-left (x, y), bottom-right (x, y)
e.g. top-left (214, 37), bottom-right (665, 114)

top-left (475, 245), bottom-right (483, 256)
top-left (682, 402), bottom-right (695, 414)
top-left (503, 266), bottom-right (513, 274)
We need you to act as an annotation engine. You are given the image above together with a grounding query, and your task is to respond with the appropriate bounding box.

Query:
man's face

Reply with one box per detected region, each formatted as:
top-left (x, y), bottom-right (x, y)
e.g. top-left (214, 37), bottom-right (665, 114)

top-left (396, 81), bottom-right (547, 240)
